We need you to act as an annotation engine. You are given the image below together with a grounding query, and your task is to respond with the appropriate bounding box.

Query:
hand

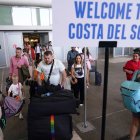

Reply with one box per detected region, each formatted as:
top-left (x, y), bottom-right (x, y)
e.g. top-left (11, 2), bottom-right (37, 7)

top-left (74, 78), bottom-right (78, 83)
top-left (128, 70), bottom-right (133, 74)
top-left (17, 64), bottom-right (21, 68)
top-left (9, 75), bottom-right (12, 80)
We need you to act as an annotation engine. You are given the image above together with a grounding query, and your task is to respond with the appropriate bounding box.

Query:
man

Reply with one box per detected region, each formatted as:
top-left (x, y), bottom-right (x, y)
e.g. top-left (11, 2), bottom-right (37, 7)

top-left (9, 47), bottom-right (29, 82)
top-left (67, 47), bottom-right (78, 73)
top-left (35, 43), bottom-right (41, 61)
top-left (37, 51), bottom-right (66, 87)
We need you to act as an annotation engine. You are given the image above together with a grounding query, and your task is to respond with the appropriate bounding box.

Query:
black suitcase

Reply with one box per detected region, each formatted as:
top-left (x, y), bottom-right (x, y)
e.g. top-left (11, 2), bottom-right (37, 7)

top-left (95, 71), bottom-right (102, 86)
top-left (28, 114), bottom-right (73, 140)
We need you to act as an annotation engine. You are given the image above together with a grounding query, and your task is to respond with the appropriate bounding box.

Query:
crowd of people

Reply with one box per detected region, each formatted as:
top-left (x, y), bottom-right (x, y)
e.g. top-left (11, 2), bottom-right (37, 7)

top-left (1, 41), bottom-right (140, 140)
top-left (0, 43), bottom-right (95, 139)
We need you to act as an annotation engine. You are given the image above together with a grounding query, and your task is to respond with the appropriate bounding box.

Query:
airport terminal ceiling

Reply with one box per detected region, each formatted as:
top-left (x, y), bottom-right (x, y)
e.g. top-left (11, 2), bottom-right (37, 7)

top-left (0, 0), bottom-right (52, 7)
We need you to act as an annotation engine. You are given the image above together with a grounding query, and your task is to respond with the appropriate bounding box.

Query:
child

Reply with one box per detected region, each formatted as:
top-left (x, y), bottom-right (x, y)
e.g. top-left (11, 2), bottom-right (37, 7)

top-left (8, 74), bottom-right (24, 119)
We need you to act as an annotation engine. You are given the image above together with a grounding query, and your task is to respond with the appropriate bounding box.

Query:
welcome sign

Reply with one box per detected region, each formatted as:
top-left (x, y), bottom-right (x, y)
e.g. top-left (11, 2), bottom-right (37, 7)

top-left (52, 0), bottom-right (140, 47)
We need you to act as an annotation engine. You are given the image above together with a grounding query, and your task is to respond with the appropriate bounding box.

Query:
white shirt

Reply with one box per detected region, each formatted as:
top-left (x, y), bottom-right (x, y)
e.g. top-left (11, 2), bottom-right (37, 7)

top-left (72, 64), bottom-right (84, 78)
top-left (8, 83), bottom-right (23, 98)
top-left (37, 59), bottom-right (65, 85)
top-left (36, 46), bottom-right (41, 53)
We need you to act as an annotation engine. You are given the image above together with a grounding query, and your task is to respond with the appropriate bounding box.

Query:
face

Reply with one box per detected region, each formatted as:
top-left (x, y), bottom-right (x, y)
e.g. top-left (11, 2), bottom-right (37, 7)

top-left (44, 54), bottom-right (53, 64)
top-left (12, 76), bottom-right (18, 84)
top-left (133, 53), bottom-right (140, 62)
top-left (16, 49), bottom-right (22, 57)
top-left (76, 55), bottom-right (82, 64)
top-left (72, 47), bottom-right (76, 51)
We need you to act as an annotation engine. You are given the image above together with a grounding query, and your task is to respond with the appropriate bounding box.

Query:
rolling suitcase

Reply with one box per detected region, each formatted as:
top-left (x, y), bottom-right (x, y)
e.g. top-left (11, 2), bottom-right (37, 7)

top-left (95, 71), bottom-right (102, 86)
top-left (94, 61), bottom-right (102, 86)
top-left (28, 88), bottom-right (77, 140)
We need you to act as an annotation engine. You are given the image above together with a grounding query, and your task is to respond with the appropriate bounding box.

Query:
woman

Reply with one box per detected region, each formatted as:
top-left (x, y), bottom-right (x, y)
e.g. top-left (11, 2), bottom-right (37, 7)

top-left (71, 54), bottom-right (88, 106)
top-left (123, 51), bottom-right (140, 140)
top-left (81, 47), bottom-right (94, 87)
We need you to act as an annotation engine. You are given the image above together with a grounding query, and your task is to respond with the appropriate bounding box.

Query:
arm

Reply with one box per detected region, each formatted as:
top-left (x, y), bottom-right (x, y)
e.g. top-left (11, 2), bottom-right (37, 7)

top-left (8, 85), bottom-right (12, 96)
top-left (123, 68), bottom-right (133, 74)
top-left (61, 70), bottom-right (66, 87)
top-left (9, 57), bottom-right (13, 78)
top-left (71, 66), bottom-right (78, 83)
top-left (36, 62), bottom-right (43, 86)
top-left (67, 51), bottom-right (71, 62)
top-left (37, 72), bottom-right (42, 86)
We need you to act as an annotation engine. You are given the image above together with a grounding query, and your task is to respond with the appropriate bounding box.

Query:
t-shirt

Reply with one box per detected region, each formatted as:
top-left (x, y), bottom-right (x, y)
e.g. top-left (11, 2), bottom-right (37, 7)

top-left (8, 83), bottom-right (22, 97)
top-left (81, 54), bottom-right (94, 70)
top-left (123, 59), bottom-right (140, 80)
top-left (72, 64), bottom-right (84, 78)
top-left (37, 59), bottom-right (65, 85)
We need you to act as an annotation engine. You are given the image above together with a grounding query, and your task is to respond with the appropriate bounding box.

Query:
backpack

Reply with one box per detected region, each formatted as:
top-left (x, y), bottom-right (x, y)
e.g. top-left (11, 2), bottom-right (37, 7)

top-left (120, 70), bottom-right (140, 113)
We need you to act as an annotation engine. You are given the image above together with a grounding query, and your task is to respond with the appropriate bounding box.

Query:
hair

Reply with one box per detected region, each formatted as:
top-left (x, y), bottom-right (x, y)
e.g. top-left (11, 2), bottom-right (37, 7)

top-left (82, 47), bottom-right (90, 58)
top-left (74, 54), bottom-right (83, 64)
top-left (16, 47), bottom-right (22, 51)
top-left (133, 51), bottom-right (140, 56)
top-left (44, 51), bottom-right (53, 56)
top-left (12, 74), bottom-right (18, 81)
top-left (23, 48), bottom-right (27, 53)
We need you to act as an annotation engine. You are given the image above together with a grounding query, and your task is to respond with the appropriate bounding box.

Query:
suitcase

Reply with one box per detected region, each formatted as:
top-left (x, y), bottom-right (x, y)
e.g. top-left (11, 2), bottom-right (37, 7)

top-left (28, 89), bottom-right (76, 140)
top-left (95, 71), bottom-right (102, 86)
top-left (28, 114), bottom-right (73, 140)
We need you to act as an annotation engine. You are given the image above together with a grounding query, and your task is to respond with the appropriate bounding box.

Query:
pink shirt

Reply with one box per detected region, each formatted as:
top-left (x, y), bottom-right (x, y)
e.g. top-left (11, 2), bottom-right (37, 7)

top-left (9, 56), bottom-right (29, 76)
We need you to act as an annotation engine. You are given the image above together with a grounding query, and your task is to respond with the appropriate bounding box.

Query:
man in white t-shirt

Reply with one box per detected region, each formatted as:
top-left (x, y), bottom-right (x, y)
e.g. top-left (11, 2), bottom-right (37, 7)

top-left (37, 51), bottom-right (66, 86)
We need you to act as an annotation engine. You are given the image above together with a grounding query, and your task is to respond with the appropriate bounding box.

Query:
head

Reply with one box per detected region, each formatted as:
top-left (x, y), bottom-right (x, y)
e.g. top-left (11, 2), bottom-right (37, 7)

top-left (71, 47), bottom-right (76, 51)
top-left (23, 48), bottom-right (27, 55)
top-left (16, 47), bottom-right (22, 58)
top-left (12, 74), bottom-right (18, 84)
top-left (42, 46), bottom-right (46, 51)
top-left (25, 42), bottom-right (31, 51)
top-left (75, 54), bottom-right (83, 64)
top-left (44, 51), bottom-right (54, 64)
top-left (82, 47), bottom-right (90, 57)
top-left (133, 52), bottom-right (140, 62)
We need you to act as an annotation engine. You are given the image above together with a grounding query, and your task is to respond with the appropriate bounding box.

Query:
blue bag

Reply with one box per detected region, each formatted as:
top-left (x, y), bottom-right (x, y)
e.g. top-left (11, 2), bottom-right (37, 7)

top-left (120, 70), bottom-right (140, 113)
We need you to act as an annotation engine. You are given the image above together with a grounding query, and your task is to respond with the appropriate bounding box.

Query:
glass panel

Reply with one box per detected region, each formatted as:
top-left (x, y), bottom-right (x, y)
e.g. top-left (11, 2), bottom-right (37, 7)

top-left (49, 9), bottom-right (52, 25)
top-left (0, 6), bottom-right (13, 25)
top-left (40, 8), bottom-right (50, 26)
top-left (114, 48), bottom-right (123, 57)
top-left (12, 7), bottom-right (32, 25)
top-left (31, 8), bottom-right (37, 26)
top-left (124, 48), bottom-right (130, 56)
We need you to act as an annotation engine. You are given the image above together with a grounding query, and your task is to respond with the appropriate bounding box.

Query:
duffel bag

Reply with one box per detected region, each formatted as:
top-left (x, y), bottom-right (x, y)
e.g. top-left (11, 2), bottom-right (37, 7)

top-left (28, 89), bottom-right (77, 116)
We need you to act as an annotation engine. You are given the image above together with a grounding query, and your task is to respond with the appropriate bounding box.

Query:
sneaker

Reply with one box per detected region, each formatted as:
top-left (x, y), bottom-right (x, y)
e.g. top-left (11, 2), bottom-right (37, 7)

top-left (19, 113), bottom-right (24, 120)
top-left (80, 104), bottom-right (83, 107)
top-left (15, 113), bottom-right (19, 117)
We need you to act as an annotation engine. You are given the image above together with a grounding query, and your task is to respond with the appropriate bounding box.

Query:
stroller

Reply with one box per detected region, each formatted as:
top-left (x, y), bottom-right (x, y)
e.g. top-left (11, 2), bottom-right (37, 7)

top-left (120, 70), bottom-right (140, 113)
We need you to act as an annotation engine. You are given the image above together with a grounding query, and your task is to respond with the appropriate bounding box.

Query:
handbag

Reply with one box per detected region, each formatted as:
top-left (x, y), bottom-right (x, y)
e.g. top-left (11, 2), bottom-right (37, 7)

top-left (42, 59), bottom-right (62, 92)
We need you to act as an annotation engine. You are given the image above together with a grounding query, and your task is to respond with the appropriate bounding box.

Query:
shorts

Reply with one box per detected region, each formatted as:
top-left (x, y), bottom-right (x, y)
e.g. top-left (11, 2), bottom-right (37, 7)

top-left (132, 112), bottom-right (140, 118)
